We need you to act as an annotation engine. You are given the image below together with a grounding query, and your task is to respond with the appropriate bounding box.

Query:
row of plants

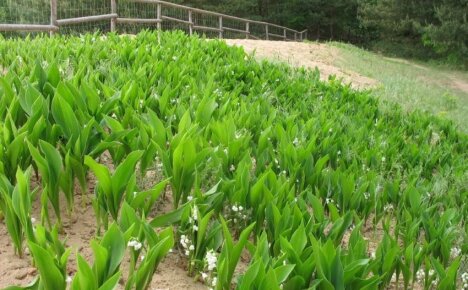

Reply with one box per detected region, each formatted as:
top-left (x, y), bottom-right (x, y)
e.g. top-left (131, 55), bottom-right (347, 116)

top-left (0, 30), bottom-right (466, 289)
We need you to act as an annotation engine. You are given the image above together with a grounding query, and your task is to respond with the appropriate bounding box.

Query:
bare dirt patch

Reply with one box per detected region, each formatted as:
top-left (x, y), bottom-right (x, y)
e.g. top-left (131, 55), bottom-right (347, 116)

top-left (225, 39), bottom-right (378, 90)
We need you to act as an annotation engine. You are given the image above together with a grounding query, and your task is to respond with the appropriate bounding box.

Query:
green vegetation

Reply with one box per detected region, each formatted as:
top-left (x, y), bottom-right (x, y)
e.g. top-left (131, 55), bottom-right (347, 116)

top-left (330, 42), bottom-right (468, 132)
top-left (0, 31), bottom-right (467, 289)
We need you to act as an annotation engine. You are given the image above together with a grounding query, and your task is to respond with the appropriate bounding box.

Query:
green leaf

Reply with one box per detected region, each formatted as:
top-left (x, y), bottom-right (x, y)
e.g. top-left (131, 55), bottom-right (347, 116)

top-left (28, 242), bottom-right (65, 290)
top-left (275, 264), bottom-right (295, 284)
top-left (51, 93), bottom-right (80, 141)
top-left (84, 156), bottom-right (112, 197)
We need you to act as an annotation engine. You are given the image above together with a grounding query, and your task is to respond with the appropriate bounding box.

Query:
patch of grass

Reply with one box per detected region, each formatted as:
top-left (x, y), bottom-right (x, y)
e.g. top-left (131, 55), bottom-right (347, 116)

top-left (330, 42), bottom-right (468, 133)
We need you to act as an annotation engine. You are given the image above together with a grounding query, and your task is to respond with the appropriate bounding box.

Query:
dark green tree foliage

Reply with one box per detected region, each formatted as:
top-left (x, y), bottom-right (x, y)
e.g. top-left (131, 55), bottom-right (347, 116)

top-left (0, 0), bottom-right (466, 65)
top-left (423, 0), bottom-right (468, 66)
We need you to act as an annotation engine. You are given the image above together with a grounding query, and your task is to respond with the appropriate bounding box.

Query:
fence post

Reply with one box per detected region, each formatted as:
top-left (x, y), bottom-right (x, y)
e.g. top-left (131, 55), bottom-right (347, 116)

top-left (110, 0), bottom-right (117, 32)
top-left (50, 0), bottom-right (57, 36)
top-left (283, 28), bottom-right (287, 41)
top-left (265, 24), bottom-right (269, 40)
top-left (245, 22), bottom-right (249, 39)
top-left (294, 32), bottom-right (297, 41)
top-left (157, 3), bottom-right (162, 30)
top-left (188, 10), bottom-right (193, 35)
top-left (218, 16), bottom-right (223, 38)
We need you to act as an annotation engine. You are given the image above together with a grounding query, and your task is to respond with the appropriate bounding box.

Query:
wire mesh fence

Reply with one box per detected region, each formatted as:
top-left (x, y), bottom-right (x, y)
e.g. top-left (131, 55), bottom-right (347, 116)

top-left (0, 0), bottom-right (306, 41)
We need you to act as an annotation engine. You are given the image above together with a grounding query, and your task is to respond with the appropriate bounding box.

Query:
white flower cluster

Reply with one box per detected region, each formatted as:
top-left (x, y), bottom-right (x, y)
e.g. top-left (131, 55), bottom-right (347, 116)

top-left (293, 137), bottom-right (299, 146)
top-left (189, 205), bottom-right (199, 231)
top-left (416, 269), bottom-right (425, 283)
top-left (231, 203), bottom-right (248, 223)
top-left (416, 268), bottom-right (438, 285)
top-left (206, 249), bottom-right (217, 271)
top-left (450, 247), bottom-right (461, 259)
top-left (128, 238), bottom-right (142, 251)
top-left (461, 272), bottom-right (468, 289)
top-left (180, 234), bottom-right (194, 256)
top-left (363, 192), bottom-right (370, 200)
top-left (201, 249), bottom-right (218, 290)
top-left (384, 204), bottom-right (394, 213)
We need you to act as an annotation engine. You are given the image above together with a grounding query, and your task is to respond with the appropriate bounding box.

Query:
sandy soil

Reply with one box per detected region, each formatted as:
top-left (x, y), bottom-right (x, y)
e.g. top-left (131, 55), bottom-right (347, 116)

top-left (225, 39), bottom-right (378, 90)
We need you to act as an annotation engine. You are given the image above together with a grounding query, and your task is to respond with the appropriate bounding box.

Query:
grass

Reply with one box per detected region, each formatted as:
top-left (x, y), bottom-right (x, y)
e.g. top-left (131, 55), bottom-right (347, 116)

top-left (330, 42), bottom-right (468, 133)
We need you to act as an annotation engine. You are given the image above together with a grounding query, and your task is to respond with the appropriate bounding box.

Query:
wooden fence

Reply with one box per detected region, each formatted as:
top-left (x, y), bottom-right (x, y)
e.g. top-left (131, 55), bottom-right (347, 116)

top-left (0, 0), bottom-right (307, 41)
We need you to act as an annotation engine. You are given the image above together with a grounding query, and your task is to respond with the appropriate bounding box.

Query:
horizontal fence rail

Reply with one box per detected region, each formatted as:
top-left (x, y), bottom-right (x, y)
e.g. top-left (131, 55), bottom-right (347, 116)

top-left (0, 0), bottom-right (307, 41)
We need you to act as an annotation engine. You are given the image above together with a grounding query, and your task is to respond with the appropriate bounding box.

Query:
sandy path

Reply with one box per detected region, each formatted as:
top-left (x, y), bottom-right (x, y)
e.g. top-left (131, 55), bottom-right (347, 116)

top-left (225, 39), bottom-right (378, 90)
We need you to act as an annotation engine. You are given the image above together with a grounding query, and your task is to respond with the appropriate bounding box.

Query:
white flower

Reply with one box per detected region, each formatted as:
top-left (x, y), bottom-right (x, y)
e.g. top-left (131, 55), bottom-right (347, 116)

top-left (133, 191), bottom-right (138, 197)
top-left (192, 206), bottom-right (198, 221)
top-left (189, 245), bottom-right (195, 251)
top-left (329, 128), bottom-right (333, 133)
top-left (363, 192), bottom-right (370, 200)
top-left (193, 225), bottom-right (198, 231)
top-left (337, 150), bottom-right (341, 155)
top-left (30, 217), bottom-right (36, 224)
top-left (428, 269), bottom-right (435, 276)
top-left (450, 247), bottom-right (461, 259)
top-left (384, 204), bottom-right (394, 213)
top-left (416, 269), bottom-right (425, 283)
top-left (223, 148), bottom-right (228, 155)
top-left (232, 205), bottom-right (238, 212)
top-left (325, 198), bottom-right (334, 204)
top-left (66, 276), bottom-right (72, 284)
top-left (238, 206), bottom-right (243, 211)
top-left (293, 137), bottom-right (299, 146)
top-left (187, 195), bottom-right (193, 201)
top-left (274, 158), bottom-right (279, 164)
top-left (185, 250), bottom-right (190, 256)
top-left (201, 272), bottom-right (208, 280)
top-left (211, 277), bottom-right (217, 287)
top-left (381, 157), bottom-right (386, 162)
top-left (205, 249), bottom-right (217, 271)
top-left (230, 164), bottom-right (236, 172)
top-left (370, 252), bottom-right (376, 259)
top-left (134, 242), bottom-right (142, 251)
top-left (140, 255), bottom-right (145, 261)
top-left (128, 238), bottom-right (142, 251)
